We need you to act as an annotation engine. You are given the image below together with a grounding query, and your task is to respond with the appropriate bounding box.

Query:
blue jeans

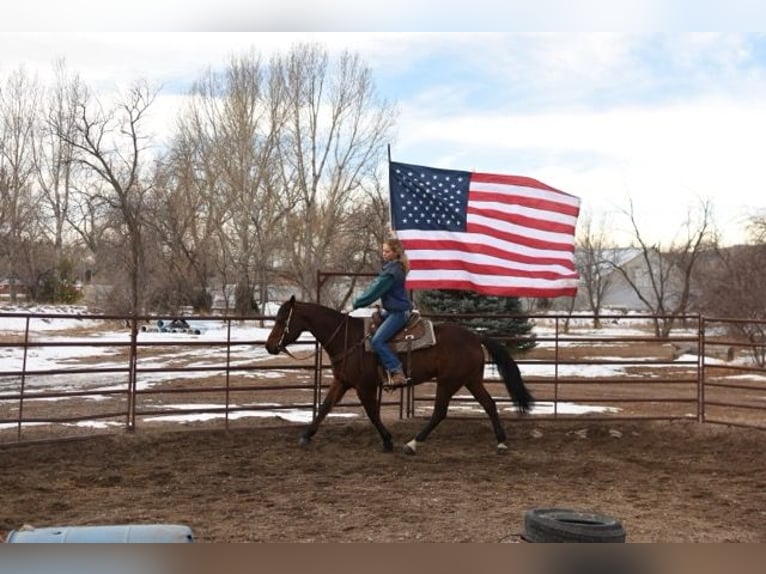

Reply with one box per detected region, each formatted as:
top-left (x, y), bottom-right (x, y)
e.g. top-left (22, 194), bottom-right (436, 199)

top-left (371, 310), bottom-right (409, 373)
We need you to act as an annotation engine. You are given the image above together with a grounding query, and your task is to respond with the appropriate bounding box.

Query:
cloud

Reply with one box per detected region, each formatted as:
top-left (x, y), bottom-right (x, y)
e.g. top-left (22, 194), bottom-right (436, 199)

top-left (2, 31), bottom-right (765, 246)
top-left (6, 1), bottom-right (766, 32)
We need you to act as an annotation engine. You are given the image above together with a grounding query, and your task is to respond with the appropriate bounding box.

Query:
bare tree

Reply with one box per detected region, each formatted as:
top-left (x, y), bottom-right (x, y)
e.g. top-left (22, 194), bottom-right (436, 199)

top-left (163, 45), bottom-right (395, 314)
top-left (144, 123), bottom-right (235, 314)
top-left (746, 211), bottom-right (766, 244)
top-left (216, 53), bottom-right (292, 315)
top-left (575, 211), bottom-right (617, 328)
top-left (0, 43), bottom-right (397, 314)
top-left (0, 67), bottom-right (42, 301)
top-left (700, 244), bottom-right (766, 363)
top-left (611, 197), bottom-right (717, 337)
top-left (53, 80), bottom-right (159, 314)
top-left (694, 214), bottom-right (766, 365)
top-left (168, 52), bottom-right (294, 316)
top-left (274, 43), bottom-right (396, 301)
top-left (32, 60), bottom-right (85, 300)
top-left (326, 170), bottom-right (392, 309)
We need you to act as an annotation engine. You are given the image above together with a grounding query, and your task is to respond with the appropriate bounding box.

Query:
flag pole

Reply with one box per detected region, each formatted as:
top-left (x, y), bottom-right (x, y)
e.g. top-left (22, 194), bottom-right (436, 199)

top-left (387, 144), bottom-right (394, 235)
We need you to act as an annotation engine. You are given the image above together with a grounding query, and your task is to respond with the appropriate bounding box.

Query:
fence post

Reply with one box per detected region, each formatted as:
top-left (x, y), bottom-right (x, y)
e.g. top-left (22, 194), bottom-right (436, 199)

top-left (697, 315), bottom-right (707, 423)
top-left (16, 316), bottom-right (31, 441)
top-left (127, 316), bottom-right (138, 431)
top-left (225, 319), bottom-right (233, 430)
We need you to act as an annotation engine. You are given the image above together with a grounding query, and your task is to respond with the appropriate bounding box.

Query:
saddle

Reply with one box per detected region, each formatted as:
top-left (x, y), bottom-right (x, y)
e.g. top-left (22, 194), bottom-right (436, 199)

top-left (363, 309), bottom-right (436, 353)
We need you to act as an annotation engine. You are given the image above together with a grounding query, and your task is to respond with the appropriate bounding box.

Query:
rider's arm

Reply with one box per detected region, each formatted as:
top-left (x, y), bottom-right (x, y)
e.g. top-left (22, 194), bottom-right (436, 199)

top-left (352, 274), bottom-right (394, 309)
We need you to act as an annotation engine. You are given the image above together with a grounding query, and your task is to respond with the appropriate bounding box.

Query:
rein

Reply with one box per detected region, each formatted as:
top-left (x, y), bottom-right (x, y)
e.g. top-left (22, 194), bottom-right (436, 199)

top-left (279, 308), bottom-right (362, 366)
top-left (277, 305), bottom-right (315, 361)
top-left (326, 313), bottom-right (364, 365)
top-left (315, 312), bottom-right (365, 371)
top-left (327, 314), bottom-right (367, 382)
top-left (279, 347), bottom-right (315, 361)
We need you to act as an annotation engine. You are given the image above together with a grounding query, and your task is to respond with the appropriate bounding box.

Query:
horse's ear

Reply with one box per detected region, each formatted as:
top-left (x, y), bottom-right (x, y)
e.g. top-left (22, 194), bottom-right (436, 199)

top-left (289, 295), bottom-right (296, 304)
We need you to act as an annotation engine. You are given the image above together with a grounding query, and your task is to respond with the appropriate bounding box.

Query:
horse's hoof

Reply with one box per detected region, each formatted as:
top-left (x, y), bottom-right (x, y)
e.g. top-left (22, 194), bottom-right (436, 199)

top-left (382, 441), bottom-right (394, 453)
top-left (404, 438), bottom-right (420, 454)
top-left (403, 438), bottom-right (419, 455)
top-left (496, 442), bottom-right (508, 454)
top-left (298, 435), bottom-right (311, 447)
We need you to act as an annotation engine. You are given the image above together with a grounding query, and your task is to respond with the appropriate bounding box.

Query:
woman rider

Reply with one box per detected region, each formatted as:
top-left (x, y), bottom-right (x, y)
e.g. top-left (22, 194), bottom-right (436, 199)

top-left (352, 237), bottom-right (412, 386)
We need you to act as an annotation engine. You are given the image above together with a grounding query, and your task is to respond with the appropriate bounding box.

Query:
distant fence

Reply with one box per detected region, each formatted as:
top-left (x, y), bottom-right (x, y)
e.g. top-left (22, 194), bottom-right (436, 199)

top-left (700, 316), bottom-right (766, 429)
top-left (0, 309), bottom-right (764, 446)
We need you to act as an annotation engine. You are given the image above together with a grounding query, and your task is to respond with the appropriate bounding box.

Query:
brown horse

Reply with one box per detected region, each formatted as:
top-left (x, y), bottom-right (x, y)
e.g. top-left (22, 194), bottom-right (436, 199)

top-left (265, 296), bottom-right (534, 454)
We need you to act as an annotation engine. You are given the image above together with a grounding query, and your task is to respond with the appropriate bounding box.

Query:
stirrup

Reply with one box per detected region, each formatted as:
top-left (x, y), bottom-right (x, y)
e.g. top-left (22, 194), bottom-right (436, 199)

top-left (377, 366), bottom-right (389, 386)
top-left (383, 370), bottom-right (409, 392)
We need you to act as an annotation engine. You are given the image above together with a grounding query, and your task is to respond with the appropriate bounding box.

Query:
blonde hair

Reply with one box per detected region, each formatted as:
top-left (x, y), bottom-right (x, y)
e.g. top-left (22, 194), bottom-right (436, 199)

top-left (384, 237), bottom-right (410, 274)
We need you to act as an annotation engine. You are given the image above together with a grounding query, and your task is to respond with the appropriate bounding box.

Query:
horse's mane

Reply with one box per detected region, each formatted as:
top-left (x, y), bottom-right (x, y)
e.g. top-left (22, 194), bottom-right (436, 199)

top-left (296, 300), bottom-right (364, 331)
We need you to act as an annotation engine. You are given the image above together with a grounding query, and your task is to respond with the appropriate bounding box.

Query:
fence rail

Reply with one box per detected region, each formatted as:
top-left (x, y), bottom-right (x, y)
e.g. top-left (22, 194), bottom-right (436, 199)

top-left (1, 309), bottom-right (764, 445)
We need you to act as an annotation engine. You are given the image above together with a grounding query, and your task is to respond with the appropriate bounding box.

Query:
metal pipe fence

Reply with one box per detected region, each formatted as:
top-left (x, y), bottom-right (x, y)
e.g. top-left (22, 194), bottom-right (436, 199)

top-left (1, 309), bottom-right (764, 445)
top-left (700, 316), bottom-right (766, 430)
top-left (408, 313), bottom-right (704, 424)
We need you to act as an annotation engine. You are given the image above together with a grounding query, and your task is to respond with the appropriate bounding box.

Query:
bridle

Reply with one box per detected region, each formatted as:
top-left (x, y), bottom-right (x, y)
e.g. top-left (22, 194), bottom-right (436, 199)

top-left (276, 305), bottom-right (305, 360)
top-left (276, 304), bottom-right (361, 366)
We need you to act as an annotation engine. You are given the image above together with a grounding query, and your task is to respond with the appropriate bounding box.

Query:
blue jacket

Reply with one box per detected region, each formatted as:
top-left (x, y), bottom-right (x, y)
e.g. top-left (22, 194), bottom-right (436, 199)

top-left (353, 261), bottom-right (411, 312)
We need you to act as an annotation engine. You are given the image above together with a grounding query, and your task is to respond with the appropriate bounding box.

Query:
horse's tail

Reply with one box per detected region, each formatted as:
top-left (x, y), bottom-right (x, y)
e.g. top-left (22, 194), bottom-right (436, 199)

top-left (481, 336), bottom-right (534, 414)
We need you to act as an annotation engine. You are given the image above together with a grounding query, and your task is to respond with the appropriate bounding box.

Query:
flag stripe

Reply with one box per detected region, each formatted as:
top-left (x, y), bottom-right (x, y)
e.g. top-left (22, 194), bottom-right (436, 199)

top-left (468, 207), bottom-right (574, 244)
top-left (405, 274), bottom-right (579, 298)
top-left (470, 171), bottom-right (572, 194)
top-left (397, 231), bottom-right (576, 268)
top-left (469, 183), bottom-right (581, 217)
top-left (407, 268), bottom-right (581, 289)
top-left (389, 161), bottom-right (581, 297)
top-left (468, 198), bottom-right (579, 230)
top-left (467, 216), bottom-right (576, 253)
top-left (409, 256), bottom-right (579, 281)
top-left (406, 247), bottom-right (577, 274)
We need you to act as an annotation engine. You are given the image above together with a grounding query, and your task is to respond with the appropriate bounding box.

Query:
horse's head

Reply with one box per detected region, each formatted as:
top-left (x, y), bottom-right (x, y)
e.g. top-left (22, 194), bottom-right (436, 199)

top-left (265, 295), bottom-right (303, 355)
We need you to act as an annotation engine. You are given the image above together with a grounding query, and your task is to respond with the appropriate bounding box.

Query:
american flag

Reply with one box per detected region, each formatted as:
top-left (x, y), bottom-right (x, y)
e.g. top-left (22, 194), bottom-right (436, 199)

top-left (389, 160), bottom-right (581, 298)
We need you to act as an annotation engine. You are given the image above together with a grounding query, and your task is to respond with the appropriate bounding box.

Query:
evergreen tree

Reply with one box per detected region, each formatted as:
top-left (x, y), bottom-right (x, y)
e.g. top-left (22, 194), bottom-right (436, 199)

top-left (414, 289), bottom-right (536, 352)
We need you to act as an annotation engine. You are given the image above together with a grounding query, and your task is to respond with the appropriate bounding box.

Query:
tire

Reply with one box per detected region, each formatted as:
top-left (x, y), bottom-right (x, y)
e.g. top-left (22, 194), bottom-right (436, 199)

top-left (523, 508), bottom-right (626, 543)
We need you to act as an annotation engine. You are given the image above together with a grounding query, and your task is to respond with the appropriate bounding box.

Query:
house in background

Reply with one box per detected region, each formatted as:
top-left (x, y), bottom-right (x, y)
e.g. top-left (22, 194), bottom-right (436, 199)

top-left (0, 277), bottom-right (27, 301)
top-left (568, 247), bottom-right (687, 313)
top-left (592, 248), bottom-right (649, 311)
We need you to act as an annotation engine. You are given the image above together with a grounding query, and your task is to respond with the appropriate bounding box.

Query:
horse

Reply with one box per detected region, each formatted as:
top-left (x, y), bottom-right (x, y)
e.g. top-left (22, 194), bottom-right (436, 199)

top-left (264, 295), bottom-right (534, 454)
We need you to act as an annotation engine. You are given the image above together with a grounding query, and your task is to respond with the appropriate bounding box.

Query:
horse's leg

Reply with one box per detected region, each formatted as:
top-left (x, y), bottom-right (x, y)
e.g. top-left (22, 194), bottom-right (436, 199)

top-left (299, 377), bottom-right (348, 446)
top-left (403, 380), bottom-right (454, 455)
top-left (355, 383), bottom-right (394, 452)
top-left (465, 380), bottom-right (509, 454)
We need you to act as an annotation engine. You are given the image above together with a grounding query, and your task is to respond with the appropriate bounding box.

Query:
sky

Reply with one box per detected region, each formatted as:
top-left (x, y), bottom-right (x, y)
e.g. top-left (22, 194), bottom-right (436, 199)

top-left (3, 5), bottom-right (766, 246)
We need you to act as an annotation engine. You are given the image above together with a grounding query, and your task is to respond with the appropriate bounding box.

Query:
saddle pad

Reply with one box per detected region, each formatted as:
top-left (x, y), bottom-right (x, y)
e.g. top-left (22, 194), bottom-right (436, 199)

top-left (363, 317), bottom-right (437, 353)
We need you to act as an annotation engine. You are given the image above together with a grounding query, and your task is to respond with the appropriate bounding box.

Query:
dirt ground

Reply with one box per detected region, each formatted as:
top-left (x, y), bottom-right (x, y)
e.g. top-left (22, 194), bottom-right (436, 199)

top-left (1, 317), bottom-right (764, 543)
top-left (1, 415), bottom-right (764, 543)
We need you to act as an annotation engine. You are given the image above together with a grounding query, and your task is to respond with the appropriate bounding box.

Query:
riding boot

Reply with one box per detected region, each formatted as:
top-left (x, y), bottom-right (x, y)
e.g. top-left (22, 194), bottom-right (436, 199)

top-left (388, 370), bottom-right (407, 386)
top-left (377, 365), bottom-right (388, 385)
